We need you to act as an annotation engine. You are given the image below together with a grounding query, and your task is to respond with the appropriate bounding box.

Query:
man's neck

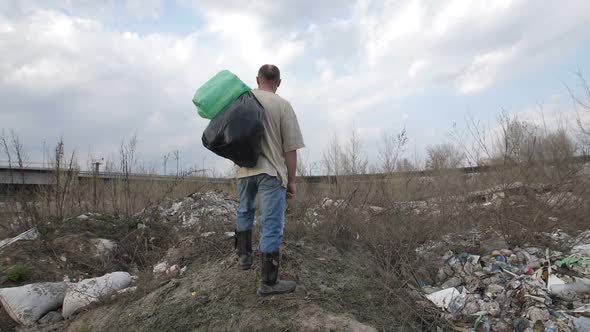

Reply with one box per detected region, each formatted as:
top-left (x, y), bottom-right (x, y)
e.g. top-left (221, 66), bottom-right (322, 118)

top-left (258, 85), bottom-right (277, 93)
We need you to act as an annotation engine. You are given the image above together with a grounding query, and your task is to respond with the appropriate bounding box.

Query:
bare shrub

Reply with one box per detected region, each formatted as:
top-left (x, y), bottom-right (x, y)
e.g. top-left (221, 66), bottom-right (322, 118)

top-left (425, 143), bottom-right (464, 170)
top-left (322, 134), bottom-right (344, 177)
top-left (341, 127), bottom-right (369, 176)
top-left (321, 128), bottom-right (370, 197)
top-left (378, 127), bottom-right (407, 174)
top-left (568, 71), bottom-right (590, 149)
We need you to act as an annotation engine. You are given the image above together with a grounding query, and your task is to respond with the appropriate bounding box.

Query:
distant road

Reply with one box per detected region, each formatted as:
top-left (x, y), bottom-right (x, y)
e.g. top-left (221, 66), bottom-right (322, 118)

top-left (2, 155), bottom-right (589, 188)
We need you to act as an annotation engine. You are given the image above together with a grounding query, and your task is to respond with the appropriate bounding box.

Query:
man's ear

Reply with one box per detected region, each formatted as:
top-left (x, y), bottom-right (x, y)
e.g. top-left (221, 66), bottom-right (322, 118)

top-left (276, 79), bottom-right (281, 87)
top-left (256, 77), bottom-right (260, 86)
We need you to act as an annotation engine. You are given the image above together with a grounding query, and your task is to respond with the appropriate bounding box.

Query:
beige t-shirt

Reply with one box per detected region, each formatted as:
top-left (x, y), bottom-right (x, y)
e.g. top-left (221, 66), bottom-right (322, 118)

top-left (235, 89), bottom-right (305, 187)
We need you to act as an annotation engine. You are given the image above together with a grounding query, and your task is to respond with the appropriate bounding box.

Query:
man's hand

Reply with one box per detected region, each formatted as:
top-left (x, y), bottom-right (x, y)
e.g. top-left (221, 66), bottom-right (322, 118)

top-left (287, 181), bottom-right (296, 200)
top-left (285, 150), bottom-right (298, 200)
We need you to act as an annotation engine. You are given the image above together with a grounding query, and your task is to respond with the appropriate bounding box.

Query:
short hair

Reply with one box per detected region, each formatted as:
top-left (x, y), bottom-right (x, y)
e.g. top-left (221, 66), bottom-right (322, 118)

top-left (258, 64), bottom-right (281, 82)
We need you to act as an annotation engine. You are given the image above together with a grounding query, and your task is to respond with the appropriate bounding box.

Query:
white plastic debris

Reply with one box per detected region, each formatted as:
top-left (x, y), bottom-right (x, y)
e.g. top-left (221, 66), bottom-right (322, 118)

top-left (225, 231), bottom-right (236, 239)
top-left (201, 232), bottom-right (216, 237)
top-left (571, 244), bottom-right (590, 256)
top-left (167, 202), bottom-right (182, 216)
top-left (62, 272), bottom-right (132, 318)
top-left (91, 239), bottom-right (116, 257)
top-left (548, 278), bottom-right (590, 298)
top-left (366, 205), bottom-right (384, 213)
top-left (425, 287), bottom-right (467, 314)
top-left (76, 214), bottom-right (90, 221)
top-left (0, 282), bottom-right (67, 326)
top-left (0, 227), bottom-right (41, 252)
top-left (547, 274), bottom-right (565, 289)
top-left (153, 261), bottom-right (168, 274)
top-left (321, 198), bottom-right (334, 209)
top-left (572, 304), bottom-right (590, 314)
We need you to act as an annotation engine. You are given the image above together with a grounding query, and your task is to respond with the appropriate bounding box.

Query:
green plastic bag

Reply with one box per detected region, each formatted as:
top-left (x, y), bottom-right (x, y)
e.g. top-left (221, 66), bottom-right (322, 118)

top-left (555, 257), bottom-right (590, 268)
top-left (192, 70), bottom-right (251, 120)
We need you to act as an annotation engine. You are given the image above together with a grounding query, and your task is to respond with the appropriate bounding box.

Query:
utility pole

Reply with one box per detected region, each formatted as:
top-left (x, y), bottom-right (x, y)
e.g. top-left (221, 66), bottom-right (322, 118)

top-left (163, 153), bottom-right (169, 176)
top-left (173, 150), bottom-right (180, 176)
top-left (92, 158), bottom-right (103, 211)
top-left (57, 142), bottom-right (64, 169)
top-left (42, 138), bottom-right (46, 168)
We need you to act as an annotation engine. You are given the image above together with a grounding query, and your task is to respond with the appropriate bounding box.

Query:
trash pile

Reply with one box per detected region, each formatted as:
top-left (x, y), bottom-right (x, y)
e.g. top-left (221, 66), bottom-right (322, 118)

top-left (420, 230), bottom-right (590, 331)
top-left (143, 190), bottom-right (238, 230)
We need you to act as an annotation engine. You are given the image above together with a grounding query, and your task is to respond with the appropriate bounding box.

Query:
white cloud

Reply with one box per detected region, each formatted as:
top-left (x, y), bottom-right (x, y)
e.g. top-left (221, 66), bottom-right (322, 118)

top-left (124, 0), bottom-right (163, 20)
top-left (1, 0), bottom-right (590, 172)
top-left (458, 47), bottom-right (517, 93)
top-left (408, 60), bottom-right (426, 79)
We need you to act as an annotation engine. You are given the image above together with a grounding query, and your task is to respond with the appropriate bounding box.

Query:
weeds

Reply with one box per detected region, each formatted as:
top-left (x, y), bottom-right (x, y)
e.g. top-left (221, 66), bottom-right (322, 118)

top-left (6, 264), bottom-right (29, 283)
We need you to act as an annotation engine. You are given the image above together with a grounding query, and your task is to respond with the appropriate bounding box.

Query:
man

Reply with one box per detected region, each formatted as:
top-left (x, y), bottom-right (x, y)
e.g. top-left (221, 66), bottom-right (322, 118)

top-left (234, 64), bottom-right (305, 296)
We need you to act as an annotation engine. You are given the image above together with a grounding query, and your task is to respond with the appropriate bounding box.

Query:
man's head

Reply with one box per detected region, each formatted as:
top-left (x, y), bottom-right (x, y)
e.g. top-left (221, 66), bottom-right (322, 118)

top-left (256, 64), bottom-right (281, 93)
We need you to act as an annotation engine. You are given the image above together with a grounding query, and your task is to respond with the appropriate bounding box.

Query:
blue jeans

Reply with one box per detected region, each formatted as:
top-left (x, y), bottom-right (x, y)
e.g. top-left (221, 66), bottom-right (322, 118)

top-left (236, 174), bottom-right (286, 254)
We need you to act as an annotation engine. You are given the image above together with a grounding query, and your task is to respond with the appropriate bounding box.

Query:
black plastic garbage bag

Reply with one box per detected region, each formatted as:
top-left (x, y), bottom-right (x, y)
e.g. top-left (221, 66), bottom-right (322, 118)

top-left (202, 91), bottom-right (265, 168)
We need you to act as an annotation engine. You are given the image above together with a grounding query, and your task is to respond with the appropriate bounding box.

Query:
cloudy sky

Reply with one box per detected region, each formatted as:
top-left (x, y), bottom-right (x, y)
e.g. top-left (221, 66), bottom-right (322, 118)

top-left (1, 0), bottom-right (590, 175)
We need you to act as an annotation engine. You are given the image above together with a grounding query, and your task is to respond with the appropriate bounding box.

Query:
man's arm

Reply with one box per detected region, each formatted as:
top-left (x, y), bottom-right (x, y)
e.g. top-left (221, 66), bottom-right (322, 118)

top-left (285, 150), bottom-right (297, 199)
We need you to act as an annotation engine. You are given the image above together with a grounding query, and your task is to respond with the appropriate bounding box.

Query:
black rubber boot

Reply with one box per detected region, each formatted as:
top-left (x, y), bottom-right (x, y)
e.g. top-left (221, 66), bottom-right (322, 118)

top-left (257, 251), bottom-right (296, 296)
top-left (235, 229), bottom-right (252, 270)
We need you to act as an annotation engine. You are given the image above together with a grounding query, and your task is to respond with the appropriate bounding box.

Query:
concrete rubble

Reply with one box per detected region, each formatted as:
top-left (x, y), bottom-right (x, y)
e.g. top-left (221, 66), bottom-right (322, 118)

top-left (420, 229), bottom-right (590, 331)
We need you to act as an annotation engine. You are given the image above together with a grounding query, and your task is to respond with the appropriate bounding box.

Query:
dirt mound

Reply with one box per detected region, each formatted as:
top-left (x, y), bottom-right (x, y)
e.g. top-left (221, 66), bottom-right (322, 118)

top-left (59, 238), bottom-right (384, 332)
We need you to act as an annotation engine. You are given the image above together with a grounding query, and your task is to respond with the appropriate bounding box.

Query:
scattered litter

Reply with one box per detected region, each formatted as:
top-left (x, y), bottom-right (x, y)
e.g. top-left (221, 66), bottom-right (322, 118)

top-left (572, 244), bottom-right (590, 257)
top-left (147, 191), bottom-right (238, 228)
top-left (555, 256), bottom-right (590, 268)
top-left (421, 228), bottom-right (590, 331)
top-left (425, 287), bottom-right (466, 314)
top-left (153, 261), bottom-right (168, 274)
top-left (90, 238), bottom-right (116, 257)
top-left (76, 213), bottom-right (102, 221)
top-left (76, 214), bottom-right (90, 221)
top-left (0, 227), bottom-right (40, 252)
top-left (547, 274), bottom-right (565, 288)
top-left (549, 278), bottom-right (590, 299)
top-left (166, 264), bottom-right (179, 276)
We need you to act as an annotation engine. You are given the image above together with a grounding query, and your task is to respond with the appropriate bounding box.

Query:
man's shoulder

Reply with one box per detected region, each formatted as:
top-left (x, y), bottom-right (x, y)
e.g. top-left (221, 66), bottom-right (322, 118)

top-left (252, 89), bottom-right (291, 107)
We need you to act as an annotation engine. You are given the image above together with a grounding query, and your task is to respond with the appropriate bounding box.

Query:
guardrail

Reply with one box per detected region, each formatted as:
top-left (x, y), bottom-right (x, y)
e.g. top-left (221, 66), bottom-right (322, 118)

top-left (2, 155), bottom-right (589, 185)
